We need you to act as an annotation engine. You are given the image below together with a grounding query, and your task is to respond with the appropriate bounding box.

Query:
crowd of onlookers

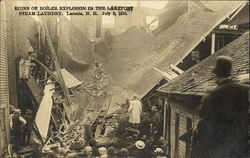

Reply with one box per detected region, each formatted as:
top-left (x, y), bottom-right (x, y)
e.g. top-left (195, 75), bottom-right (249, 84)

top-left (116, 96), bottom-right (164, 141)
top-left (78, 142), bottom-right (166, 158)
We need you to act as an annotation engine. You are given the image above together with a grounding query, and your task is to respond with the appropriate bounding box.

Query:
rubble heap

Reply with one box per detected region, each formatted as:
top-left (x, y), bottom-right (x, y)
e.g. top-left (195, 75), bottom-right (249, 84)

top-left (42, 120), bottom-right (86, 154)
top-left (78, 62), bottom-right (109, 99)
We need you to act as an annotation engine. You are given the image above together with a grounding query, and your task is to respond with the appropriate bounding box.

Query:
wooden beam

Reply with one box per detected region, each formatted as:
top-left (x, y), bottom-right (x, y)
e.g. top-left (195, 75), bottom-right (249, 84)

top-left (153, 67), bottom-right (173, 81)
top-left (32, 58), bottom-right (61, 85)
top-left (211, 31), bottom-right (215, 55)
top-left (163, 99), bottom-right (167, 139)
top-left (40, 17), bottom-right (71, 106)
top-left (215, 29), bottom-right (245, 35)
top-left (228, 2), bottom-right (247, 23)
top-left (170, 64), bottom-right (183, 74)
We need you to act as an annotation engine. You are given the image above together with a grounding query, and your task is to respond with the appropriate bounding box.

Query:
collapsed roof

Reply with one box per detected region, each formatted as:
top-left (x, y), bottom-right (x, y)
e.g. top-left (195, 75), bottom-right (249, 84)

top-left (93, 1), bottom-right (245, 114)
top-left (158, 32), bottom-right (249, 96)
top-left (53, 1), bottom-right (246, 116)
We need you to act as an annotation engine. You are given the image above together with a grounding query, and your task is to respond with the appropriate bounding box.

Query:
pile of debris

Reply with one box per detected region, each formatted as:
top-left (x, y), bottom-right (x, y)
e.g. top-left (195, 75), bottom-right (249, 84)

top-left (79, 83), bottom-right (107, 99)
top-left (42, 120), bottom-right (86, 155)
top-left (79, 62), bottom-right (110, 99)
top-left (13, 17), bottom-right (115, 157)
top-left (17, 39), bottom-right (88, 156)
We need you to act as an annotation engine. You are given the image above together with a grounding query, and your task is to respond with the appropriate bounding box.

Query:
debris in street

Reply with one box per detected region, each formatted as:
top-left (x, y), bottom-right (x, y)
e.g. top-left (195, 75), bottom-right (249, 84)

top-left (42, 120), bottom-right (86, 154)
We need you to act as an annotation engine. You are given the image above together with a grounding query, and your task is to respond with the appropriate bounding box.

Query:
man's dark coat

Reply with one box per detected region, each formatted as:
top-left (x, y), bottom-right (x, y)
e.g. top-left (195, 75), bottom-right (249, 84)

top-left (191, 79), bottom-right (249, 158)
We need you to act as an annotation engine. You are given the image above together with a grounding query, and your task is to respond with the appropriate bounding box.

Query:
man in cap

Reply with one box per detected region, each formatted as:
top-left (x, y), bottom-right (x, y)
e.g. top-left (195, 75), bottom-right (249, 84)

top-left (134, 140), bottom-right (146, 158)
top-left (98, 147), bottom-right (108, 158)
top-left (191, 56), bottom-right (249, 158)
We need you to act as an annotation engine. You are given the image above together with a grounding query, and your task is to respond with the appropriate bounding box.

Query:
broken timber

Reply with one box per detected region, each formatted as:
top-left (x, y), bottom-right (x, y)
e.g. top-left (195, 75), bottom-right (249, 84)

top-left (31, 58), bottom-right (64, 93)
top-left (93, 95), bottom-right (113, 138)
top-left (40, 17), bottom-right (71, 106)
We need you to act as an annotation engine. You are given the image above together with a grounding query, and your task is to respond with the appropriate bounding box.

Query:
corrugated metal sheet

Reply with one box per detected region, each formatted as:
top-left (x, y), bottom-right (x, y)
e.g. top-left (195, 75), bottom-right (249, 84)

top-left (0, 0), bottom-right (10, 153)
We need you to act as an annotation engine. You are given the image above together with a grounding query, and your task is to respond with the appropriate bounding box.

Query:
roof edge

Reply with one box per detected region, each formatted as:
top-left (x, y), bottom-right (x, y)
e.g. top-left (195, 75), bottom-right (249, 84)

top-left (173, 1), bottom-right (246, 66)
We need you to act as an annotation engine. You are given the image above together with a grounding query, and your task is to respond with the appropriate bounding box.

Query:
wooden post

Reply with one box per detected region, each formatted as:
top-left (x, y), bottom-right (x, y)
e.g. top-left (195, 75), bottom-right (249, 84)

top-left (40, 17), bottom-right (71, 106)
top-left (167, 93), bottom-right (172, 158)
top-left (163, 98), bottom-right (167, 139)
top-left (211, 31), bottom-right (215, 54)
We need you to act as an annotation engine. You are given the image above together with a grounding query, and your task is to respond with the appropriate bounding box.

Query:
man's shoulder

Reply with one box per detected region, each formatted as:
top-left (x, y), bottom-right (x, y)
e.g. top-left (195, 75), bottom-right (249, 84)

top-left (207, 82), bottom-right (248, 98)
top-left (237, 83), bottom-right (249, 89)
top-left (212, 81), bottom-right (247, 89)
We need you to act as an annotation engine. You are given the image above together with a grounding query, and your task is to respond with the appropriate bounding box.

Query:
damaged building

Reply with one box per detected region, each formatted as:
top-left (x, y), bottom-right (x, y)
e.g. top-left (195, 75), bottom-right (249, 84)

top-left (0, 0), bottom-right (249, 158)
top-left (158, 32), bottom-right (249, 158)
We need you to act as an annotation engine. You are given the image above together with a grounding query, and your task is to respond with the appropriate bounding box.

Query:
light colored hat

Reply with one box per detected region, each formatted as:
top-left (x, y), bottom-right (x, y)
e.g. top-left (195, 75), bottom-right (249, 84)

top-left (98, 147), bottom-right (107, 155)
top-left (154, 147), bottom-right (163, 153)
top-left (82, 146), bottom-right (93, 154)
top-left (13, 109), bottom-right (21, 114)
top-left (135, 140), bottom-right (145, 149)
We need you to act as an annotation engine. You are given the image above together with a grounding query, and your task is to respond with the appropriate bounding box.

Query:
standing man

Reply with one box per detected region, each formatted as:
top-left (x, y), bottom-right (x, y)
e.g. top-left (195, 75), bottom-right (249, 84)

top-left (10, 109), bottom-right (27, 150)
top-left (128, 96), bottom-right (142, 128)
top-left (191, 56), bottom-right (249, 158)
top-left (22, 109), bottom-right (33, 146)
top-left (117, 103), bottom-right (129, 137)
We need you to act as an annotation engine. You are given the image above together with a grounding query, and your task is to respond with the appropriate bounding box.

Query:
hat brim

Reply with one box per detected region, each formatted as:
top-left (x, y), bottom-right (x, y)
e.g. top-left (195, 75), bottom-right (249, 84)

top-left (135, 141), bottom-right (145, 149)
top-left (212, 68), bottom-right (231, 77)
top-left (136, 145), bottom-right (145, 149)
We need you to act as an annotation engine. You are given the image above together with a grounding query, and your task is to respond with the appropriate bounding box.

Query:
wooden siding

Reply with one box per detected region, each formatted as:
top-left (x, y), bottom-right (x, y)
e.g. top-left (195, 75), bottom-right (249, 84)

top-left (169, 100), bottom-right (199, 158)
top-left (0, 0), bottom-right (10, 153)
top-left (170, 106), bottom-right (176, 157)
top-left (179, 113), bottom-right (187, 158)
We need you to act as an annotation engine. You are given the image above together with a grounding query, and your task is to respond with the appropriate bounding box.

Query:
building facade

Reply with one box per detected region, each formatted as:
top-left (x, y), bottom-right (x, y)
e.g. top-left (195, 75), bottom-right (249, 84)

top-left (0, 0), bottom-right (10, 153)
top-left (158, 32), bottom-right (249, 158)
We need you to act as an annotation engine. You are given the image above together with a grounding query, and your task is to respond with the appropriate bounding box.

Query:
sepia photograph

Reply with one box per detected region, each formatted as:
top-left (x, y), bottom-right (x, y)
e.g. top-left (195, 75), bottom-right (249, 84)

top-left (0, 0), bottom-right (249, 157)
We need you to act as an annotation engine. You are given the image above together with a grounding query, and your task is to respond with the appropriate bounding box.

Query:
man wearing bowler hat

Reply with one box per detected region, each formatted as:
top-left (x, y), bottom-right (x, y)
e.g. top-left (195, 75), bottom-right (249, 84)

top-left (191, 56), bottom-right (249, 158)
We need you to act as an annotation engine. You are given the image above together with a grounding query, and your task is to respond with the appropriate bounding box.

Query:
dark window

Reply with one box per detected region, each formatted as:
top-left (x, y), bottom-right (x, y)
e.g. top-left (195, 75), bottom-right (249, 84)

top-left (216, 36), bottom-right (225, 51)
